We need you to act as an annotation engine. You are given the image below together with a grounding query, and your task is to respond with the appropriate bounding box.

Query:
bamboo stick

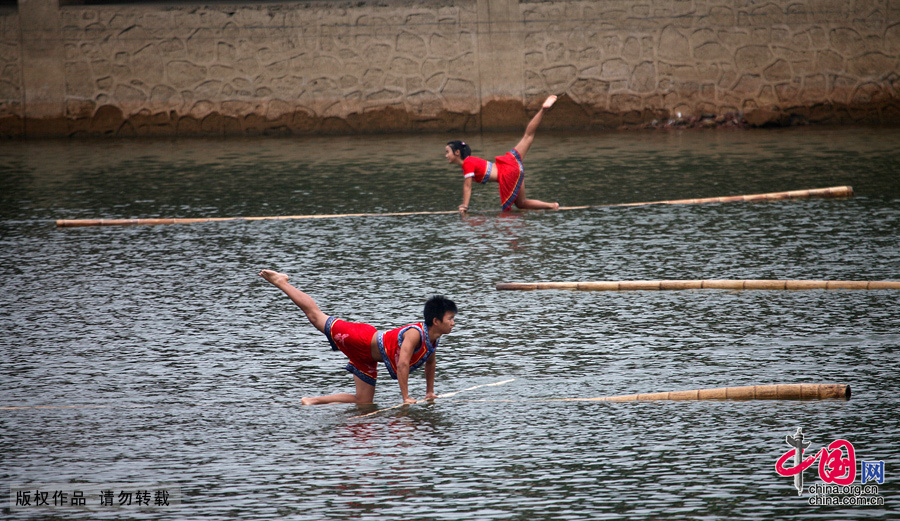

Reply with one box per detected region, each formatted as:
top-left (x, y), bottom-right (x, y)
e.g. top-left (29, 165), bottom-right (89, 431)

top-left (554, 384), bottom-right (850, 402)
top-left (56, 210), bottom-right (459, 227)
top-left (496, 280), bottom-right (900, 291)
top-left (55, 186), bottom-right (853, 227)
top-left (558, 185), bottom-right (852, 210)
top-left (349, 378), bottom-right (516, 419)
top-left (659, 280), bottom-right (704, 290)
top-left (701, 280), bottom-right (745, 290)
top-left (1, 382), bottom-right (846, 411)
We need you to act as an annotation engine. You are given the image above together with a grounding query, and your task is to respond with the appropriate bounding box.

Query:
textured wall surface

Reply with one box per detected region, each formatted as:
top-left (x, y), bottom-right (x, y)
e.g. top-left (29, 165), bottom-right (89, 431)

top-left (1, 0), bottom-right (898, 137)
top-left (520, 0), bottom-right (900, 128)
top-left (0, 9), bottom-right (23, 135)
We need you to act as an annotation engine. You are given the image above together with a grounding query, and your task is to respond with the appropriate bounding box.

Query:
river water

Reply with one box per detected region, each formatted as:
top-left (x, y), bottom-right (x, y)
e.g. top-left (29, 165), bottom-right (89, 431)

top-left (1, 127), bottom-right (898, 519)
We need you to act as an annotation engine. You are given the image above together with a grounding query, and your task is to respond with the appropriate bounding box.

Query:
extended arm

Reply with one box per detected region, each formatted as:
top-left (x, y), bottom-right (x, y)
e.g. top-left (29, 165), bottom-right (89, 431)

top-left (396, 329), bottom-right (420, 404)
top-left (459, 176), bottom-right (472, 213)
top-left (424, 354), bottom-right (437, 400)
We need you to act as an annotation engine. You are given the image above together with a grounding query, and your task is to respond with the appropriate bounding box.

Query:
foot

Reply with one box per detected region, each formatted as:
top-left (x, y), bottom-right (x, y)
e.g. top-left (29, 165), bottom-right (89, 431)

top-left (543, 95), bottom-right (557, 110)
top-left (300, 397), bottom-right (315, 405)
top-left (259, 269), bottom-right (289, 286)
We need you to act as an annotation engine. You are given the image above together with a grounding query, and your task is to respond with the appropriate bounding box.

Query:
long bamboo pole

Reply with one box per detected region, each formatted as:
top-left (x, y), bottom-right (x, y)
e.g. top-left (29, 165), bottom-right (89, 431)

top-left (55, 186), bottom-right (852, 227)
top-left (552, 383), bottom-right (850, 402)
top-left (557, 185), bottom-right (852, 210)
top-left (56, 210), bottom-right (459, 227)
top-left (3, 381), bottom-right (841, 410)
top-left (496, 280), bottom-right (900, 291)
top-left (349, 378), bottom-right (516, 419)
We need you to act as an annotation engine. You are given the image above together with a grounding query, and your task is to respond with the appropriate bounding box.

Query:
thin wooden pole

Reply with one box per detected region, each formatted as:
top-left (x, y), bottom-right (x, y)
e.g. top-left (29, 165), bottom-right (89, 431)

top-left (56, 210), bottom-right (459, 228)
top-left (55, 186), bottom-right (853, 227)
top-left (558, 185), bottom-right (853, 210)
top-left (551, 383), bottom-right (850, 402)
top-left (496, 280), bottom-right (900, 291)
top-left (4, 382), bottom-right (844, 410)
top-left (349, 378), bottom-right (516, 419)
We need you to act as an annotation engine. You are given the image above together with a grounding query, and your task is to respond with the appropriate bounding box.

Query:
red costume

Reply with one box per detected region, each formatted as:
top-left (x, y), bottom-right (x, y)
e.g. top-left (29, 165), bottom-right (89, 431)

top-left (377, 323), bottom-right (437, 380)
top-left (461, 149), bottom-right (525, 211)
top-left (323, 317), bottom-right (437, 386)
top-left (324, 317), bottom-right (378, 385)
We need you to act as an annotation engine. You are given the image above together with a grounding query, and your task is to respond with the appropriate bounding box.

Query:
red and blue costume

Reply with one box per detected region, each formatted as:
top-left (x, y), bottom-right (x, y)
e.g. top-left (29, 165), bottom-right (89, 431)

top-left (323, 317), bottom-right (437, 385)
top-left (462, 149), bottom-right (525, 211)
top-left (377, 323), bottom-right (437, 380)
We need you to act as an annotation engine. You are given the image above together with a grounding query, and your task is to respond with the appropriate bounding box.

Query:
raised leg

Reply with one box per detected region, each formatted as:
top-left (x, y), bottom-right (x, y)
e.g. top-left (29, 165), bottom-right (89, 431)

top-left (513, 95), bottom-right (557, 159)
top-left (259, 270), bottom-right (328, 333)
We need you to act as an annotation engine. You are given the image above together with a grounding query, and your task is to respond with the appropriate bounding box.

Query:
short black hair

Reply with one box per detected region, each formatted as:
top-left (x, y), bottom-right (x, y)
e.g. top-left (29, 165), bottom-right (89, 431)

top-left (424, 295), bottom-right (457, 326)
top-left (446, 140), bottom-right (471, 160)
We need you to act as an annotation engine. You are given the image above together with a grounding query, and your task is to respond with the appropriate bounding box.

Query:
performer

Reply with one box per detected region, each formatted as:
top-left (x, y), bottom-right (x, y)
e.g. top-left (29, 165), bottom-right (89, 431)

top-left (446, 95), bottom-right (560, 213)
top-left (258, 270), bottom-right (457, 405)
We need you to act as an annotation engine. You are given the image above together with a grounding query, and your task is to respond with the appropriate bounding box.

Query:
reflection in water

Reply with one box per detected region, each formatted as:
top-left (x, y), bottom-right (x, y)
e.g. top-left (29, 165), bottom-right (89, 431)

top-left (462, 212), bottom-right (528, 250)
top-left (1, 127), bottom-right (898, 520)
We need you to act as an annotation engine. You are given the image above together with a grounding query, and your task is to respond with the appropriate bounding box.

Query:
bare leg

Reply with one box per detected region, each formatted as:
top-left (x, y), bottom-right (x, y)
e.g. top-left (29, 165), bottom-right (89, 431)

top-left (259, 270), bottom-right (328, 333)
top-left (301, 375), bottom-right (376, 405)
top-left (513, 95), bottom-right (557, 159)
top-left (510, 95), bottom-right (559, 210)
top-left (514, 180), bottom-right (559, 210)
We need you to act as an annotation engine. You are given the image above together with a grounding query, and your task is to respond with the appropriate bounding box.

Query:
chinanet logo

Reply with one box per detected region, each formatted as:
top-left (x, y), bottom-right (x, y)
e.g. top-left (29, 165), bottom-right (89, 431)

top-left (775, 427), bottom-right (885, 506)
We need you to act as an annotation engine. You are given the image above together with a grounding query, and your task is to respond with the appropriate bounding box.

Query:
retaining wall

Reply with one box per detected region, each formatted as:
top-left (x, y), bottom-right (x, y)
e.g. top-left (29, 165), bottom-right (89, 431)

top-left (1, 0), bottom-right (898, 137)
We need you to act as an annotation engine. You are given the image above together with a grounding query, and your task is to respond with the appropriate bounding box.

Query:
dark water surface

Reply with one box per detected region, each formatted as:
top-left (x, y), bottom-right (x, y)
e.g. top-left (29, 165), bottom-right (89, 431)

top-left (2, 127), bottom-right (898, 520)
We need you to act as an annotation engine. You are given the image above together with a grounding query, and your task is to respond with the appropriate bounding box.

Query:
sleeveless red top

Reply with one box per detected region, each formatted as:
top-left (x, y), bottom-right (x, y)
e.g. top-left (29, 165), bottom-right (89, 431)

top-left (377, 323), bottom-right (437, 379)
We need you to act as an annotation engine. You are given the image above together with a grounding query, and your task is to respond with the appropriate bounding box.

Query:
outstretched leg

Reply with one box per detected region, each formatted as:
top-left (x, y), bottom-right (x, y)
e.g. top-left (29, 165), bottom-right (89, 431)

top-left (300, 375), bottom-right (376, 405)
top-left (510, 95), bottom-right (559, 210)
top-left (259, 270), bottom-right (328, 333)
top-left (513, 95), bottom-right (557, 159)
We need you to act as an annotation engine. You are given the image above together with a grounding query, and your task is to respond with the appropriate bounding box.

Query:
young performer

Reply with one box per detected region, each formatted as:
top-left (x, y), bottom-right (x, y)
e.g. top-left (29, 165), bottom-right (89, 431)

top-left (258, 270), bottom-right (457, 405)
top-left (446, 95), bottom-right (561, 213)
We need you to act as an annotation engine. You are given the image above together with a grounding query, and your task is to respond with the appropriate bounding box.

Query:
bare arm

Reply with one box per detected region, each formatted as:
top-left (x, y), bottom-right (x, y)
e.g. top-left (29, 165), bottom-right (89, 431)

top-left (396, 329), bottom-right (420, 403)
top-left (424, 354), bottom-right (436, 400)
top-left (459, 176), bottom-right (472, 213)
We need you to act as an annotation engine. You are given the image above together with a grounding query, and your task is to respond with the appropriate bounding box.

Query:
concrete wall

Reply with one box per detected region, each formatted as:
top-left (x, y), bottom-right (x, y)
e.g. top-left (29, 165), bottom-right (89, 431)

top-left (1, 0), bottom-right (899, 137)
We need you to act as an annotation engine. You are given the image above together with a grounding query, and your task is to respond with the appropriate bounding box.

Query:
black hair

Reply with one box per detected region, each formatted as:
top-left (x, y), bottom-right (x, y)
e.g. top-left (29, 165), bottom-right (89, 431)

top-left (446, 140), bottom-right (472, 160)
top-left (424, 295), bottom-right (457, 326)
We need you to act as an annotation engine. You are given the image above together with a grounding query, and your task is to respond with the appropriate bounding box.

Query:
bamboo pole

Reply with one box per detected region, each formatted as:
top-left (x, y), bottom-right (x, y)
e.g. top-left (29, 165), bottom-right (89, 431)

top-left (2, 382), bottom-right (846, 410)
top-left (553, 384), bottom-right (850, 402)
top-left (56, 210), bottom-right (459, 228)
top-left (496, 280), bottom-right (900, 291)
top-left (349, 378), bottom-right (516, 419)
top-left (557, 185), bottom-right (852, 210)
top-left (55, 186), bottom-right (853, 227)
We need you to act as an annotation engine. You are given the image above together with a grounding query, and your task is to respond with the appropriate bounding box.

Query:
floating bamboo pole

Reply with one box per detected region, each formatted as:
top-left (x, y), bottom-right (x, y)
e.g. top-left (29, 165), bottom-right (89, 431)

top-left (350, 378), bottom-right (516, 418)
top-left (558, 185), bottom-right (852, 210)
top-left (55, 186), bottom-right (852, 227)
top-left (3, 381), bottom-right (841, 411)
top-left (554, 383), bottom-right (850, 402)
top-left (496, 280), bottom-right (900, 291)
top-left (56, 210), bottom-right (459, 227)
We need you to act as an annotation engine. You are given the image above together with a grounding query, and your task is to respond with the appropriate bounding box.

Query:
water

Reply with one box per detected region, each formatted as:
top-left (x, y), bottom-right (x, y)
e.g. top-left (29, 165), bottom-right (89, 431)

top-left (1, 127), bottom-right (899, 519)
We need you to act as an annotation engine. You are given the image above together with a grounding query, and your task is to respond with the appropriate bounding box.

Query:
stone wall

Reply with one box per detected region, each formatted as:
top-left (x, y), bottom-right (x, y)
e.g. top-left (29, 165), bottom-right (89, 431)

top-left (0, 8), bottom-right (23, 135)
top-left (1, 0), bottom-right (899, 137)
top-left (520, 0), bottom-right (900, 128)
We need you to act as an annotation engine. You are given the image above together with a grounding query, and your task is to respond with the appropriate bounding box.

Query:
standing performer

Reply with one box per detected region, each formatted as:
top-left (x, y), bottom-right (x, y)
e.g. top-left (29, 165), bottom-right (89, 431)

top-left (446, 95), bottom-right (560, 213)
top-left (258, 270), bottom-right (457, 405)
